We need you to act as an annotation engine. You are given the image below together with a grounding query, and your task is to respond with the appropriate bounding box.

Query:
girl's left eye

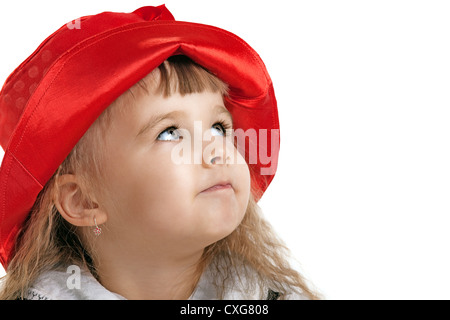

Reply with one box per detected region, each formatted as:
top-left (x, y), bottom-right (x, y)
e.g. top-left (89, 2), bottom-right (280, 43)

top-left (211, 122), bottom-right (227, 136)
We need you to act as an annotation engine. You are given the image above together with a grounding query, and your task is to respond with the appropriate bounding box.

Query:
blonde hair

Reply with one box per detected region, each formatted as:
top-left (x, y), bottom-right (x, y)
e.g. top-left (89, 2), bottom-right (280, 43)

top-left (0, 55), bottom-right (320, 300)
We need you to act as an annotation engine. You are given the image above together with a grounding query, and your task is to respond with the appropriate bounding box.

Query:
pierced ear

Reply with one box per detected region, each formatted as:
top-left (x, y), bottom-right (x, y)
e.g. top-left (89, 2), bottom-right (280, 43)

top-left (54, 174), bottom-right (107, 227)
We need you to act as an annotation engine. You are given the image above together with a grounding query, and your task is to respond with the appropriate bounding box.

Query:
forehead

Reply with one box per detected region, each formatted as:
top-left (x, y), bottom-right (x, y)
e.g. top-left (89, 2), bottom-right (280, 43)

top-left (132, 89), bottom-right (228, 120)
top-left (109, 88), bottom-right (228, 129)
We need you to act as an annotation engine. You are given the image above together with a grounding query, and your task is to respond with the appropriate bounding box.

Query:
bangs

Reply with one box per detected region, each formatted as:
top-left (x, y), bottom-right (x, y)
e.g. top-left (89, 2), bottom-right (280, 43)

top-left (156, 55), bottom-right (229, 97)
top-left (127, 55), bottom-right (229, 99)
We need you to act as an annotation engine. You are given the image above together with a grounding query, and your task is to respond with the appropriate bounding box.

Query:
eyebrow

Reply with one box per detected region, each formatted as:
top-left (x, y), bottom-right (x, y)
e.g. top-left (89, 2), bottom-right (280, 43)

top-left (136, 110), bottom-right (186, 138)
top-left (136, 105), bottom-right (232, 138)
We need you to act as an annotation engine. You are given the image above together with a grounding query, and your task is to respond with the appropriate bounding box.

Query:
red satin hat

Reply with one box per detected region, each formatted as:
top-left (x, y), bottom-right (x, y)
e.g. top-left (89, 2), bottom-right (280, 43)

top-left (0, 5), bottom-right (280, 267)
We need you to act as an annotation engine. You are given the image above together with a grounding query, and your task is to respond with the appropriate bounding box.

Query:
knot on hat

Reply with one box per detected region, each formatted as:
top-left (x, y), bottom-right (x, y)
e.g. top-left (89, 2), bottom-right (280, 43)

top-left (132, 5), bottom-right (175, 22)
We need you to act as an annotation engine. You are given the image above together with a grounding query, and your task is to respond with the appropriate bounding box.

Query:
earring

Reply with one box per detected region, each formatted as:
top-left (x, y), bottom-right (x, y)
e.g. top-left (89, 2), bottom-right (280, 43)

top-left (93, 217), bottom-right (102, 236)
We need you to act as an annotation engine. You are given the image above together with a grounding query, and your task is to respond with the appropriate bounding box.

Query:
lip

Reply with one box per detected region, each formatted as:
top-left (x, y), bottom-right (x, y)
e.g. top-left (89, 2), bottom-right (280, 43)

top-left (200, 182), bottom-right (233, 193)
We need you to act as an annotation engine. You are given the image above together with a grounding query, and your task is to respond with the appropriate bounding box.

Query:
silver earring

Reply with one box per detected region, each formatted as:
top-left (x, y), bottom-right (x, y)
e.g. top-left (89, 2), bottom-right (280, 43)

top-left (93, 217), bottom-right (102, 236)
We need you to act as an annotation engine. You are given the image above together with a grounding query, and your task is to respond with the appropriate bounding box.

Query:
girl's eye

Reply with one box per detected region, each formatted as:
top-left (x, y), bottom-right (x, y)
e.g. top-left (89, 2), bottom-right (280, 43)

top-left (211, 122), bottom-right (227, 137)
top-left (157, 127), bottom-right (182, 141)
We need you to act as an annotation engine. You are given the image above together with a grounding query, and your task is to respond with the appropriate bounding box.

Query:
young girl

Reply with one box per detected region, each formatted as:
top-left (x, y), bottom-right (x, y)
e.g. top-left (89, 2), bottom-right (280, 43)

top-left (0, 5), bottom-right (319, 300)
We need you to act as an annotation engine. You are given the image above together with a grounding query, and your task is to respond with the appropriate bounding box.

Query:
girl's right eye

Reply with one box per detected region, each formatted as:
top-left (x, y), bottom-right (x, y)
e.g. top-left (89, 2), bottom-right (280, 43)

top-left (157, 127), bottom-right (182, 141)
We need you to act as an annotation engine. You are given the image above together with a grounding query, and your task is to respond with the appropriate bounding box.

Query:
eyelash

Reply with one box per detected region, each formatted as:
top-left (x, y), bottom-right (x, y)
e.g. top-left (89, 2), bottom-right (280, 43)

top-left (213, 120), bottom-right (233, 135)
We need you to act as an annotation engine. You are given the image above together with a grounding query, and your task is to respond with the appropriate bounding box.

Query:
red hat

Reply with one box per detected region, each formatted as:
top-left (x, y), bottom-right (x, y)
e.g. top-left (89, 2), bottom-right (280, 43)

top-left (0, 5), bottom-right (280, 268)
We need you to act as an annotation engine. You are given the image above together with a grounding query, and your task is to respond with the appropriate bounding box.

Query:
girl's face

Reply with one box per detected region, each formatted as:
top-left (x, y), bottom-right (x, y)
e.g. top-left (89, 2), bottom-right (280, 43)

top-left (95, 90), bottom-right (251, 257)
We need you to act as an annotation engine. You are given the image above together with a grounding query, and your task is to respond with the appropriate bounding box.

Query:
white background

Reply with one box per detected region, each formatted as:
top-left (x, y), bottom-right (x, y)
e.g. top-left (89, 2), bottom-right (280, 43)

top-left (1, 0), bottom-right (449, 299)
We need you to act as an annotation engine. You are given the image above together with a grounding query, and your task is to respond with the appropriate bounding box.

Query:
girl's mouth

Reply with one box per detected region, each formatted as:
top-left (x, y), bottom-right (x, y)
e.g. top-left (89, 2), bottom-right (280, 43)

top-left (200, 183), bottom-right (232, 193)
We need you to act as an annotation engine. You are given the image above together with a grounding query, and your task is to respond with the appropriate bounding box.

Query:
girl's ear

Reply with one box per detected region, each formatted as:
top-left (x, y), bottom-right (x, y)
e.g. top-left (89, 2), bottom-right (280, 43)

top-left (54, 174), bottom-right (107, 227)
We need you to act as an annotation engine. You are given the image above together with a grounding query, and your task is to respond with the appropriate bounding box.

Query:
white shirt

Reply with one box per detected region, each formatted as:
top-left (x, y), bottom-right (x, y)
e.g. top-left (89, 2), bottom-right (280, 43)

top-left (24, 264), bottom-right (308, 300)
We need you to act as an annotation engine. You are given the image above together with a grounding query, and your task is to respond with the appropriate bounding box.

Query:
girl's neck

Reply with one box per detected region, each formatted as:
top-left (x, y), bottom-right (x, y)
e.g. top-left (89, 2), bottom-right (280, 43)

top-left (95, 249), bottom-right (205, 300)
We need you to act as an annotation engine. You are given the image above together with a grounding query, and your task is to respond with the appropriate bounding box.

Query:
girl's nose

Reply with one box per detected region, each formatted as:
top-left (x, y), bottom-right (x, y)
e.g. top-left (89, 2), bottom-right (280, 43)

top-left (203, 149), bottom-right (230, 167)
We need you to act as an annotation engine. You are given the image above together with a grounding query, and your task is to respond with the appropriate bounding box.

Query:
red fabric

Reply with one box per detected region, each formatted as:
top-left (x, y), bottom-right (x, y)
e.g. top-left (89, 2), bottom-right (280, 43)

top-left (0, 5), bottom-right (279, 268)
